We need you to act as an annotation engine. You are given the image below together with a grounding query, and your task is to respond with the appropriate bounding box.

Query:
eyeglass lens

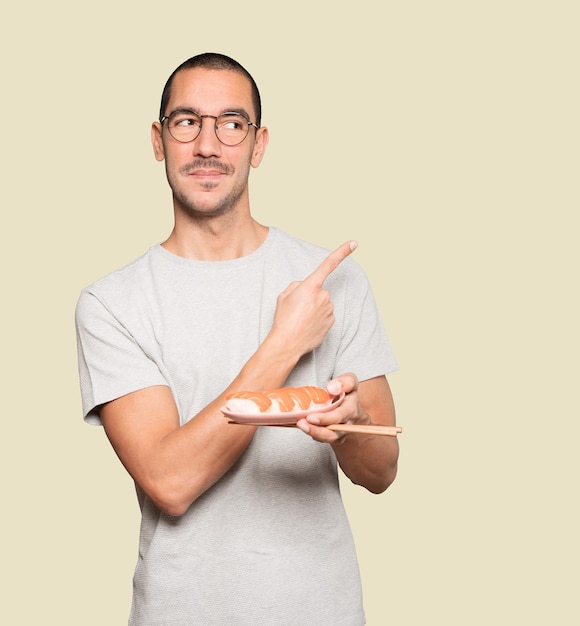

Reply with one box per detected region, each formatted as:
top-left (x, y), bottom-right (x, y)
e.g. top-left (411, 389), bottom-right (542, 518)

top-left (166, 113), bottom-right (251, 146)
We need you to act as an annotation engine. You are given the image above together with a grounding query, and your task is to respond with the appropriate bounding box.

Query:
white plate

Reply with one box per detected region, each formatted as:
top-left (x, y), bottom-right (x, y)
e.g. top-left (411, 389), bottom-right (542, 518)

top-left (222, 393), bottom-right (345, 425)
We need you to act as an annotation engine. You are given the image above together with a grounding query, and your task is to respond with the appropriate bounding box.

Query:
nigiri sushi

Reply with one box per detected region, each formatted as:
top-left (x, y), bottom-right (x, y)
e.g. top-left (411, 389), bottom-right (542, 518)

top-left (224, 385), bottom-right (332, 414)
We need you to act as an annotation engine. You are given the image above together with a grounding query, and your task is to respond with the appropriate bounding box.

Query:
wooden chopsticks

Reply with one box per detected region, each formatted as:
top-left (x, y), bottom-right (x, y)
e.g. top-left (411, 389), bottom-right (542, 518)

top-left (325, 424), bottom-right (402, 436)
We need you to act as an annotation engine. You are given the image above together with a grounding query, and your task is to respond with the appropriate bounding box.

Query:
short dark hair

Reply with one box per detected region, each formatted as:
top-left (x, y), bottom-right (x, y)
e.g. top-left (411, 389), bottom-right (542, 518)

top-left (159, 52), bottom-right (262, 127)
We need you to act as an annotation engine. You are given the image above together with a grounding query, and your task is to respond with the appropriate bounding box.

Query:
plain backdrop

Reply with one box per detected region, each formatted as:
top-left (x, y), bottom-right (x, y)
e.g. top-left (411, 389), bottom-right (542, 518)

top-left (1, 1), bottom-right (578, 624)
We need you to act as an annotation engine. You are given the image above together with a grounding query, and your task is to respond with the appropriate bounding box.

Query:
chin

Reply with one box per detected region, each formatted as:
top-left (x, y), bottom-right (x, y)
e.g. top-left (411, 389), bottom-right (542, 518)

top-left (174, 188), bottom-right (246, 220)
top-left (176, 198), bottom-right (234, 220)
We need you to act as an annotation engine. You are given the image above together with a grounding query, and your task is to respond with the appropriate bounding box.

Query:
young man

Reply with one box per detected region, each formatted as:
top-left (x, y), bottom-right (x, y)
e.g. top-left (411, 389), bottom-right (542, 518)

top-left (76, 52), bottom-right (399, 625)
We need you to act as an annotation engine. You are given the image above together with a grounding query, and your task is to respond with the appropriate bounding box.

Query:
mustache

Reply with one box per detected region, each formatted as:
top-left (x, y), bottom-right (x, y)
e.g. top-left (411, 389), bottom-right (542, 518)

top-left (180, 159), bottom-right (233, 176)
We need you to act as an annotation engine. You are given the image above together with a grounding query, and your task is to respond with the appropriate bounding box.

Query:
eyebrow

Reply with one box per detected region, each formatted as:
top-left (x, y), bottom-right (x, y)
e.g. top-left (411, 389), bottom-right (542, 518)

top-left (167, 107), bottom-right (198, 117)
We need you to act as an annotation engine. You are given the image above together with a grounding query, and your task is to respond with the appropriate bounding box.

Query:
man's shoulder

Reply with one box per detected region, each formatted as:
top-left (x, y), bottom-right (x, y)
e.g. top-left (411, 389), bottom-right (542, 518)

top-left (79, 247), bottom-right (158, 301)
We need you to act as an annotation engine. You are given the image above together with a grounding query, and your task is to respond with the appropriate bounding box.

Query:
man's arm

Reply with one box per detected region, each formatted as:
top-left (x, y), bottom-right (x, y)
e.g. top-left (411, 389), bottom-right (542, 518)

top-left (101, 335), bottom-right (293, 517)
top-left (296, 374), bottom-right (399, 494)
top-left (99, 242), bottom-right (357, 516)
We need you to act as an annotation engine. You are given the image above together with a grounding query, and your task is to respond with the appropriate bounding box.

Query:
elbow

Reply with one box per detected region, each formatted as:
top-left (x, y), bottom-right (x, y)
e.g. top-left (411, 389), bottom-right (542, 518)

top-left (138, 460), bottom-right (218, 516)
top-left (143, 476), bottom-right (198, 518)
top-left (371, 444), bottom-right (400, 494)
top-left (362, 463), bottom-right (398, 495)
top-left (369, 472), bottom-right (397, 494)
top-left (156, 497), bottom-right (191, 518)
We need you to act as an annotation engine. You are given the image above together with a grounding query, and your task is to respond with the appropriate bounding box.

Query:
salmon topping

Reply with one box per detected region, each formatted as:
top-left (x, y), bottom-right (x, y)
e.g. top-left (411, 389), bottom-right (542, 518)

top-left (226, 385), bottom-right (331, 413)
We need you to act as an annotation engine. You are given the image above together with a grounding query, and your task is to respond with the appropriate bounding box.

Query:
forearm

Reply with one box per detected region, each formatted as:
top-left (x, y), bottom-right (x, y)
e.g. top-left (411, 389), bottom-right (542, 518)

top-left (103, 333), bottom-right (301, 517)
top-left (297, 374), bottom-right (399, 493)
top-left (332, 377), bottom-right (399, 492)
top-left (165, 335), bottom-right (300, 503)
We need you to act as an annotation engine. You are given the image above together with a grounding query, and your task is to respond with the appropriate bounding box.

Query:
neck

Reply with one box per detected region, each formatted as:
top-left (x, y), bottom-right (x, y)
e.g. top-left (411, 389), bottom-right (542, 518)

top-left (162, 212), bottom-right (268, 261)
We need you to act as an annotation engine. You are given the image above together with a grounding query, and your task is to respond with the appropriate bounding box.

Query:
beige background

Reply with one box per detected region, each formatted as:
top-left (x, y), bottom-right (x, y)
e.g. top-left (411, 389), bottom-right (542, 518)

top-left (1, 1), bottom-right (578, 624)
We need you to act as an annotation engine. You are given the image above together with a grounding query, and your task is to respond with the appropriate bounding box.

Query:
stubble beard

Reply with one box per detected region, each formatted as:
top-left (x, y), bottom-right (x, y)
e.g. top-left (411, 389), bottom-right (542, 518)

top-left (167, 158), bottom-right (251, 221)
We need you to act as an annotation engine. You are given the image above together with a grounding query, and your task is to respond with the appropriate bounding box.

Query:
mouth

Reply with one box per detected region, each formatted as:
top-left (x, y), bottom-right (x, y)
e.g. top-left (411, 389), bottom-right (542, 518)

top-left (189, 168), bottom-right (227, 179)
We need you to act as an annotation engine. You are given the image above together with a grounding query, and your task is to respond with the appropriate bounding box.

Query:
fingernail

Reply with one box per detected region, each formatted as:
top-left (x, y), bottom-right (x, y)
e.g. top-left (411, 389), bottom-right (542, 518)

top-left (327, 380), bottom-right (341, 395)
top-left (350, 241), bottom-right (358, 251)
top-left (307, 415), bottom-right (320, 425)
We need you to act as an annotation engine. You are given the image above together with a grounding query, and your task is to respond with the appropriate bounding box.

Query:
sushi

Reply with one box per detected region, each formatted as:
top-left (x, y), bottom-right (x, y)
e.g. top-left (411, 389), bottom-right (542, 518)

top-left (224, 385), bottom-right (332, 414)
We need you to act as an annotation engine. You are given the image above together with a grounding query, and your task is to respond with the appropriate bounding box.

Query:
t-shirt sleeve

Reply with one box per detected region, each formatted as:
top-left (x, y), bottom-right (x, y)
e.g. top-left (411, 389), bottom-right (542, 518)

top-left (330, 261), bottom-right (398, 382)
top-left (75, 289), bottom-right (169, 425)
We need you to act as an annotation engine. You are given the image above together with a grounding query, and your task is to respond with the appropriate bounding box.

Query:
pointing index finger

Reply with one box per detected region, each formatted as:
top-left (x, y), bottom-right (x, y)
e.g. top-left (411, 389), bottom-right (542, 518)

top-left (306, 240), bottom-right (358, 287)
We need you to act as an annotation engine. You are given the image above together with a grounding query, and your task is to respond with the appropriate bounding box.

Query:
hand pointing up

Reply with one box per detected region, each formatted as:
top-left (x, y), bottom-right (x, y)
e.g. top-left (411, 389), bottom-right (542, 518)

top-left (270, 241), bottom-right (358, 358)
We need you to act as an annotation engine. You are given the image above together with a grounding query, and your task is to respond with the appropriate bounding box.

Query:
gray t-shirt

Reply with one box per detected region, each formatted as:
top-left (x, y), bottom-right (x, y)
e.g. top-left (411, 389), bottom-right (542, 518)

top-left (76, 227), bottom-right (397, 626)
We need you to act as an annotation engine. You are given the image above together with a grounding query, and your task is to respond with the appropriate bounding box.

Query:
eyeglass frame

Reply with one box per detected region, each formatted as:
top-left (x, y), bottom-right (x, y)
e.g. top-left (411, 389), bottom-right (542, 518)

top-left (159, 109), bottom-right (260, 146)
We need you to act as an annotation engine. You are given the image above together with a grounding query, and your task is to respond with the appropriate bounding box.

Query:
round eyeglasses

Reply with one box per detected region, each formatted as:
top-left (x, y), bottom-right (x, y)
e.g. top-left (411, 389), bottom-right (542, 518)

top-left (160, 111), bottom-right (259, 146)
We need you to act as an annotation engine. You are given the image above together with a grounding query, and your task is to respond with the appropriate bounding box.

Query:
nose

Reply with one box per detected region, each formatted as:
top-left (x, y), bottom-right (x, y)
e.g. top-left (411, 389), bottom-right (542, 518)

top-left (193, 116), bottom-right (222, 157)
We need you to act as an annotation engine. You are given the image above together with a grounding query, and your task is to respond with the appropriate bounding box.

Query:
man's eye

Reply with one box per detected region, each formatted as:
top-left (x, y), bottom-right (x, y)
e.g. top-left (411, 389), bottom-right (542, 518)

top-left (173, 117), bottom-right (199, 128)
top-left (219, 116), bottom-right (245, 130)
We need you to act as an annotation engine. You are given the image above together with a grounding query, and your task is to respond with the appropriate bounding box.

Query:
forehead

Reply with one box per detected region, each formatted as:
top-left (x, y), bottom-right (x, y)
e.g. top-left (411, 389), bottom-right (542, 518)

top-left (167, 68), bottom-right (255, 117)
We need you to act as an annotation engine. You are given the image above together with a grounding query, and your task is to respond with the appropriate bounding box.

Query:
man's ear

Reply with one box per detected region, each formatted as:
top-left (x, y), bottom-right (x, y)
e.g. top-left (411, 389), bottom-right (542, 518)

top-left (251, 126), bottom-right (269, 168)
top-left (151, 122), bottom-right (165, 162)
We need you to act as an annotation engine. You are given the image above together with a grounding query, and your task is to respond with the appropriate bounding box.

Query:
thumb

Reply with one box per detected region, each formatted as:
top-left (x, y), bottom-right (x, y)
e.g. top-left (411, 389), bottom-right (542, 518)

top-left (327, 373), bottom-right (359, 396)
top-left (327, 379), bottom-right (343, 396)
